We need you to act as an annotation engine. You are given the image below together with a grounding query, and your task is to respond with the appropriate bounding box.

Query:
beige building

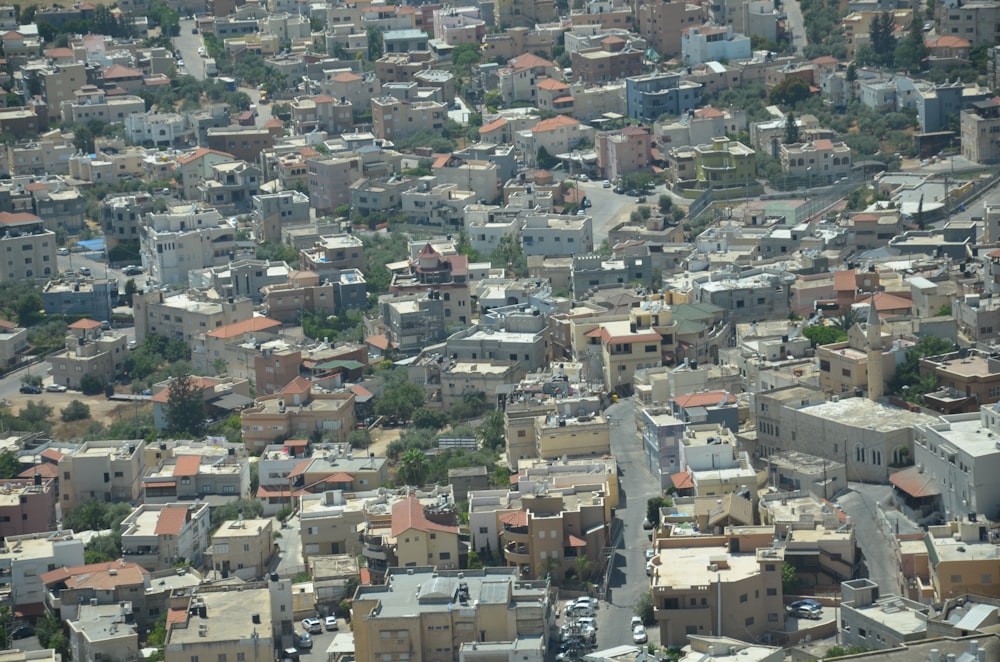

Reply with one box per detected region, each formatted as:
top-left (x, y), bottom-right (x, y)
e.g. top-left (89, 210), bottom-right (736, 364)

top-left (780, 139), bottom-right (853, 185)
top-left (7, 132), bottom-right (75, 177)
top-left (163, 586), bottom-right (281, 662)
top-left (925, 517), bottom-right (1000, 601)
top-left (58, 441), bottom-right (146, 514)
top-left (206, 517), bottom-right (275, 581)
top-left (143, 451), bottom-right (250, 504)
top-left (371, 96), bottom-right (447, 140)
top-left (534, 412), bottom-right (611, 460)
top-left (392, 493), bottom-right (460, 570)
top-left (240, 377), bottom-right (356, 452)
top-left (0, 320), bottom-right (28, 367)
top-left (60, 86), bottom-right (145, 124)
top-left (649, 528), bottom-right (785, 646)
top-left (120, 502), bottom-right (211, 571)
top-left (133, 289), bottom-right (253, 344)
top-left (0, 212), bottom-right (58, 282)
top-left (591, 319), bottom-right (663, 392)
top-left (351, 567), bottom-right (554, 662)
top-left (299, 490), bottom-right (370, 560)
top-left (67, 602), bottom-right (139, 662)
top-left (49, 319), bottom-right (128, 390)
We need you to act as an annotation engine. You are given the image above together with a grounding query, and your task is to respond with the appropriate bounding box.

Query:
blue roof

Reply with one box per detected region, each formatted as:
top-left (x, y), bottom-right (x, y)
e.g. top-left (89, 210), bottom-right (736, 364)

top-left (76, 238), bottom-right (105, 251)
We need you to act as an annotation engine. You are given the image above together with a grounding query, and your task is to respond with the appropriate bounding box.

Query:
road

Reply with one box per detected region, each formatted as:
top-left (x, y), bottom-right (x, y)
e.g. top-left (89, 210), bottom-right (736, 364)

top-left (836, 483), bottom-right (912, 596)
top-left (783, 0), bottom-right (808, 54)
top-left (595, 397), bottom-right (663, 649)
top-left (174, 18), bottom-right (207, 81)
top-left (276, 512), bottom-right (305, 577)
top-left (565, 179), bottom-right (641, 247)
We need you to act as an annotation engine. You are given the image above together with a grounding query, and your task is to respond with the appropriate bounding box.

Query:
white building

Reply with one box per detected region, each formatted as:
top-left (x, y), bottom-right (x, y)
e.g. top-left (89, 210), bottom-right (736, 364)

top-left (0, 531), bottom-right (84, 614)
top-left (120, 503), bottom-right (211, 571)
top-left (521, 213), bottom-right (593, 257)
top-left (140, 205), bottom-right (237, 286)
top-left (681, 25), bottom-right (752, 65)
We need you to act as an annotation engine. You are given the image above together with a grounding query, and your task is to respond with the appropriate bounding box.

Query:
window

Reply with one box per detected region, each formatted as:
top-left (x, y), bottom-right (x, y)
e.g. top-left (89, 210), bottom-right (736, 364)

top-left (765, 564), bottom-right (775, 572)
top-left (766, 587), bottom-right (777, 596)
top-left (744, 617), bottom-right (754, 626)
top-left (479, 527), bottom-right (488, 534)
top-left (739, 594), bottom-right (748, 603)
top-left (440, 552), bottom-right (451, 560)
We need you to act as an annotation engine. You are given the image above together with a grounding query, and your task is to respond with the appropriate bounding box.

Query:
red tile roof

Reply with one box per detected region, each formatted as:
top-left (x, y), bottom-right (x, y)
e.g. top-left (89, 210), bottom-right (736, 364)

top-left (19, 464), bottom-right (58, 480)
top-left (154, 508), bottom-right (190, 536)
top-left (670, 471), bottom-right (694, 490)
top-left (889, 466), bottom-right (941, 498)
top-left (672, 391), bottom-right (736, 408)
top-left (42, 561), bottom-right (148, 589)
top-left (536, 78), bottom-right (569, 91)
top-left (391, 494), bottom-right (458, 537)
top-left (41, 448), bottom-right (64, 462)
top-left (287, 459), bottom-right (312, 478)
top-left (173, 455), bottom-right (201, 477)
top-left (366, 334), bottom-right (390, 351)
top-left (509, 53), bottom-right (555, 72)
top-left (498, 510), bottom-right (527, 527)
top-left (532, 115), bottom-right (580, 133)
top-left (0, 211), bottom-right (42, 226)
top-left (176, 148), bottom-right (235, 165)
top-left (856, 291), bottom-right (913, 312)
top-left (69, 319), bottom-right (102, 330)
top-left (103, 63), bottom-right (143, 79)
top-left (205, 316), bottom-right (280, 339)
top-left (479, 117), bottom-right (507, 134)
top-left (281, 376), bottom-right (312, 396)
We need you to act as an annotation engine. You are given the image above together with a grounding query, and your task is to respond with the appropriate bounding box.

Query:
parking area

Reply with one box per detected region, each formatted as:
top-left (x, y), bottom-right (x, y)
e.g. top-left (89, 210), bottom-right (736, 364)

top-left (284, 615), bottom-right (348, 660)
top-left (555, 597), bottom-right (600, 659)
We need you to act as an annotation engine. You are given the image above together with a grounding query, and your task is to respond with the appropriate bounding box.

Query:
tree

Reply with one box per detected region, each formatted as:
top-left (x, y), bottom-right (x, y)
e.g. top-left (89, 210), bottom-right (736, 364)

top-left (412, 407), bottom-right (450, 430)
top-left (802, 325), bottom-right (848, 348)
top-left (398, 448), bottom-right (429, 486)
top-left (0, 450), bottom-right (21, 479)
top-left (784, 111), bottom-right (800, 145)
top-left (916, 194), bottom-right (925, 229)
top-left (36, 613), bottom-right (68, 658)
top-left (895, 16), bottom-right (928, 73)
top-left (60, 400), bottom-right (91, 422)
top-left (212, 499), bottom-right (264, 531)
top-left (374, 382), bottom-right (425, 422)
top-left (846, 62), bottom-right (857, 82)
top-left (635, 590), bottom-right (655, 626)
top-left (781, 561), bottom-right (799, 593)
top-left (657, 194), bottom-right (673, 214)
top-left (536, 146), bottom-right (558, 169)
top-left (491, 234), bottom-right (528, 277)
top-left (18, 400), bottom-right (53, 434)
top-left (646, 496), bottom-right (671, 526)
top-left (889, 335), bottom-right (956, 402)
top-left (123, 278), bottom-right (137, 306)
top-left (452, 42), bottom-right (481, 77)
top-left (366, 25), bottom-right (383, 60)
top-left (164, 374), bottom-right (206, 437)
top-left (477, 409), bottom-right (505, 451)
top-left (769, 77), bottom-right (811, 106)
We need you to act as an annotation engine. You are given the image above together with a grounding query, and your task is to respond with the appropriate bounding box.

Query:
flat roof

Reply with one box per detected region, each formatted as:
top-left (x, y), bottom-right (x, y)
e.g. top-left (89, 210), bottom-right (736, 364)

top-left (167, 588), bottom-right (274, 645)
top-left (798, 398), bottom-right (937, 432)
top-left (652, 547), bottom-right (762, 588)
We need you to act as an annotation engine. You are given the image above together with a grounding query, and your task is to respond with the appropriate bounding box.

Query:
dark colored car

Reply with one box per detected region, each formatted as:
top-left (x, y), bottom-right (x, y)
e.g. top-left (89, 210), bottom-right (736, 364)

top-left (625, 188), bottom-right (639, 197)
top-left (19, 384), bottom-right (41, 394)
top-left (10, 624), bottom-right (35, 639)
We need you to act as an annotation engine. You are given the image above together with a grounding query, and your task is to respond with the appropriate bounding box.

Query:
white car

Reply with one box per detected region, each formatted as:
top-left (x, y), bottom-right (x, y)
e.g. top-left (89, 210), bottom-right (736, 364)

top-left (602, 179), bottom-right (611, 188)
top-left (324, 616), bottom-right (339, 631)
top-left (57, 247), bottom-right (69, 256)
top-left (645, 548), bottom-right (656, 561)
top-left (578, 174), bottom-right (589, 182)
top-left (573, 597), bottom-right (598, 611)
top-left (630, 616), bottom-right (642, 630)
top-left (632, 625), bottom-right (647, 644)
top-left (301, 617), bottom-right (322, 634)
top-left (45, 384), bottom-right (67, 393)
top-left (177, 59), bottom-right (185, 68)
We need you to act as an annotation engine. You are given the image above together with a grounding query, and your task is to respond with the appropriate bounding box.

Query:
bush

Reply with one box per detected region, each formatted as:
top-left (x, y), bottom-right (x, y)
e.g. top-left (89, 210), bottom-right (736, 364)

top-left (80, 373), bottom-right (105, 396)
top-left (60, 400), bottom-right (91, 422)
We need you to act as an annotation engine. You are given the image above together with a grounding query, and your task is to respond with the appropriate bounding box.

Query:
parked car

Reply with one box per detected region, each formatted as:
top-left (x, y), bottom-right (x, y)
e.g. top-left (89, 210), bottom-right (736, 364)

top-left (632, 625), bottom-right (648, 644)
top-left (123, 265), bottom-right (144, 276)
top-left (45, 384), bottom-right (67, 393)
top-left (78, 266), bottom-right (91, 276)
top-left (577, 174), bottom-right (589, 182)
top-left (301, 617), bottom-right (322, 634)
top-left (10, 624), bottom-right (35, 639)
top-left (787, 599), bottom-right (823, 619)
top-left (282, 648), bottom-right (300, 661)
top-left (57, 247), bottom-right (69, 256)
top-left (630, 616), bottom-right (642, 630)
top-left (297, 632), bottom-right (313, 649)
top-left (642, 518), bottom-right (654, 530)
top-left (645, 548), bottom-right (656, 561)
top-left (192, 27), bottom-right (199, 34)
top-left (19, 384), bottom-right (41, 394)
top-left (613, 186), bottom-right (625, 194)
top-left (325, 616), bottom-right (339, 631)
top-left (602, 179), bottom-right (611, 188)
top-left (625, 188), bottom-right (639, 197)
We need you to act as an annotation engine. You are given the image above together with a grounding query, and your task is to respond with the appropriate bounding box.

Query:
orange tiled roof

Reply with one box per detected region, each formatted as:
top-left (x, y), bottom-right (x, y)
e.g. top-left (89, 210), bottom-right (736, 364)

top-left (206, 316), bottom-right (281, 339)
top-left (672, 391), bottom-right (736, 408)
top-left (391, 494), bottom-right (458, 537)
top-left (531, 115), bottom-right (580, 133)
top-left (173, 455), bottom-right (201, 477)
top-left (68, 319), bottom-right (102, 330)
top-left (154, 508), bottom-right (189, 536)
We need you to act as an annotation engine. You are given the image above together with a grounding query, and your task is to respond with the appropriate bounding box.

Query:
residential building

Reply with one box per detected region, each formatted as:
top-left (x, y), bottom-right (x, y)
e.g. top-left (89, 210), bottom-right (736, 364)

top-left (299, 234), bottom-right (365, 275)
top-left (101, 193), bottom-right (154, 249)
top-left (780, 139), bottom-right (853, 185)
top-left (401, 181), bottom-right (477, 230)
top-left (839, 579), bottom-right (928, 650)
top-left (636, 0), bottom-right (705, 57)
top-left (139, 205), bottom-right (237, 286)
top-left (261, 270), bottom-right (336, 323)
top-left (0, 107), bottom-right (42, 135)
top-left (571, 39), bottom-right (644, 84)
top-left (640, 408), bottom-right (688, 489)
top-left (625, 72), bottom-right (701, 122)
top-left (691, 268), bottom-right (788, 322)
top-left (586, 319), bottom-right (663, 391)
top-left (515, 115), bottom-right (594, 168)
top-left (414, 358), bottom-right (524, 410)
top-left (521, 214), bottom-right (594, 257)
top-left (0, 211), bottom-right (58, 282)
top-left (921, 517), bottom-right (1000, 601)
top-left (681, 25), bottom-right (752, 65)
top-left (765, 450), bottom-right (846, 500)
top-left (252, 190), bottom-right (311, 244)
top-left (391, 493), bottom-right (460, 570)
top-left (649, 529), bottom-right (784, 645)
top-left (196, 160), bottom-right (261, 213)
top-left (60, 86), bottom-right (144, 124)
top-left (446, 322), bottom-right (549, 373)
top-left (143, 450), bottom-right (250, 504)
top-left (176, 148), bottom-right (238, 199)
top-left (299, 490), bottom-right (370, 560)
top-left (42, 279), bottom-right (117, 326)
top-left (206, 517), bottom-right (274, 580)
top-left (0, 477), bottom-right (56, 538)
top-left (57, 441), bottom-right (146, 515)
top-left (189, 260), bottom-right (290, 304)
top-left (351, 567), bottom-right (553, 662)
top-left (205, 126), bottom-right (276, 163)
top-left (534, 412), bottom-right (611, 460)
top-left (390, 243), bottom-right (471, 325)
top-left (41, 560), bottom-right (149, 624)
top-left (120, 502), bottom-right (211, 571)
top-left (7, 133), bottom-right (76, 177)
top-left (240, 377), bottom-right (356, 452)
top-left (961, 99), bottom-right (1000, 164)
top-left (919, 350), bottom-right (1000, 411)
top-left (596, 125), bottom-right (652, 181)
top-left (349, 175), bottom-right (416, 217)
top-left (938, 1), bottom-right (1000, 46)
top-left (0, 320), bottom-right (27, 367)
top-left (254, 342), bottom-right (302, 397)
top-left (67, 602), bottom-right (139, 662)
top-left (0, 531), bottom-right (85, 616)
top-left (162, 585), bottom-right (280, 662)
top-left (666, 137), bottom-right (756, 191)
top-left (133, 289), bottom-right (253, 344)
top-left (371, 97), bottom-right (447, 140)
top-left (379, 292), bottom-right (446, 354)
top-left (49, 319), bottom-right (128, 391)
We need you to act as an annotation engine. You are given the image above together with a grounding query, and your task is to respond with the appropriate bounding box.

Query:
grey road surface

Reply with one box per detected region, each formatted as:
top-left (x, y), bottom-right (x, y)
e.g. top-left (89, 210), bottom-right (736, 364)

top-left (783, 0), bottom-right (809, 54)
top-left (174, 19), bottom-right (207, 81)
top-left (595, 397), bottom-right (663, 649)
top-left (837, 483), bottom-right (906, 595)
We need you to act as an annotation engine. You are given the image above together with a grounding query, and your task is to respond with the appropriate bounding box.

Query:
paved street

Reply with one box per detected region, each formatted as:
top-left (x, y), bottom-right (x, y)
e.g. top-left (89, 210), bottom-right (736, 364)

top-left (783, 0), bottom-right (808, 54)
top-left (276, 512), bottom-right (305, 577)
top-left (595, 397), bottom-right (663, 649)
top-left (174, 19), bottom-right (207, 81)
top-left (569, 180), bottom-right (641, 247)
top-left (836, 483), bottom-right (906, 596)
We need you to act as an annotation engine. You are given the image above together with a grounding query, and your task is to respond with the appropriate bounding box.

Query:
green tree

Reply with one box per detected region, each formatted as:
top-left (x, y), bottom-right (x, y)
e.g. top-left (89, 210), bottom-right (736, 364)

top-left (657, 194), bottom-right (673, 214)
top-left (366, 25), bottom-right (383, 60)
top-left (846, 62), bottom-right (857, 82)
top-left (36, 613), bottom-right (68, 657)
top-left (211, 499), bottom-right (264, 532)
top-left (123, 278), bottom-right (137, 306)
top-left (824, 645), bottom-right (871, 659)
top-left (398, 448), bottom-right (429, 486)
top-left (0, 450), bottom-right (21, 479)
top-left (646, 496), bottom-right (671, 526)
top-left (477, 409), bottom-right (505, 451)
top-left (164, 374), bottom-right (206, 437)
top-left (870, 12), bottom-right (898, 66)
top-left (781, 561), bottom-right (799, 593)
top-left (491, 235), bottom-right (528, 277)
top-left (18, 400), bottom-right (53, 434)
top-left (635, 590), bottom-right (655, 626)
top-left (802, 325), bottom-right (848, 348)
top-left (451, 42), bottom-right (481, 77)
top-left (536, 146), bottom-right (558, 169)
top-left (889, 335), bottom-right (956, 402)
top-left (769, 77), bottom-right (811, 106)
top-left (60, 400), bottom-right (91, 422)
top-left (374, 382), bottom-right (425, 422)
top-left (412, 407), bottom-right (450, 430)
top-left (784, 111), bottom-right (800, 145)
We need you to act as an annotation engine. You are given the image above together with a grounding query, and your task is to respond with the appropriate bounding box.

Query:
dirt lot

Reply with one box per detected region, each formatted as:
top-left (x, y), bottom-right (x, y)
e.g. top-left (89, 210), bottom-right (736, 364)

top-left (5, 392), bottom-right (151, 439)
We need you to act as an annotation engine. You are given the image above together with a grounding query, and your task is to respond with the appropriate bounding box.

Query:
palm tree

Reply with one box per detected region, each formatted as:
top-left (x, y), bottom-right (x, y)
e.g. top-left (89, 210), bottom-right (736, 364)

top-left (397, 448), bottom-right (428, 486)
top-left (575, 556), bottom-right (592, 582)
top-left (835, 307), bottom-right (861, 332)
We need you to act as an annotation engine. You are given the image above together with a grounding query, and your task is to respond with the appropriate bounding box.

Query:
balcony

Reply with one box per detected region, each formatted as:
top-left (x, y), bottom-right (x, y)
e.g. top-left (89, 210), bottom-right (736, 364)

top-left (504, 542), bottom-right (531, 565)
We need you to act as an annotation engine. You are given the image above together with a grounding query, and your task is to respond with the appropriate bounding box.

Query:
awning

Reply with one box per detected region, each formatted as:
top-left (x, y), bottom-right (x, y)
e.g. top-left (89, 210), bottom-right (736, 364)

top-left (146, 481), bottom-right (176, 488)
top-left (565, 534), bottom-right (587, 547)
top-left (889, 466), bottom-right (941, 498)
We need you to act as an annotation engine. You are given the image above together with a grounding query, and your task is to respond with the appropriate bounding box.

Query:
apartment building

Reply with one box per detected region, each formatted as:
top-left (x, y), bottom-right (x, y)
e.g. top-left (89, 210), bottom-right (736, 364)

top-left (133, 289), bottom-right (253, 344)
top-left (162, 586), bottom-right (281, 662)
top-left (0, 477), bottom-right (56, 538)
top-left (143, 452), bottom-right (250, 505)
top-left (390, 243), bottom-right (472, 325)
top-left (196, 160), bottom-right (261, 213)
top-left (521, 214), bottom-right (594, 257)
top-left (636, 0), bottom-right (705, 57)
top-left (205, 126), bottom-right (276, 163)
top-left (596, 125), bottom-right (652, 182)
top-left (960, 101), bottom-right (1000, 164)
top-left (371, 96), bottom-right (447, 140)
top-left (49, 319), bottom-right (128, 391)
top-left (392, 493), bottom-right (460, 570)
top-left (206, 517), bottom-right (274, 580)
top-left (534, 412), bottom-right (611, 460)
top-left (41, 560), bottom-right (149, 624)
top-left (780, 139), bottom-right (853, 185)
top-left (401, 182), bottom-right (476, 230)
top-left (571, 40), bottom-right (643, 84)
top-left (351, 567), bottom-right (553, 662)
top-left (289, 94), bottom-right (354, 136)
top-left (839, 579), bottom-right (928, 650)
top-left (189, 260), bottom-right (290, 304)
top-left (252, 189), bottom-right (311, 244)
top-left (515, 115), bottom-right (594, 168)
top-left (938, 1), bottom-right (1000, 46)
top-left (649, 529), bottom-right (785, 646)
top-left (299, 490), bottom-right (370, 559)
top-left (140, 205), bottom-right (237, 286)
top-left (0, 211), bottom-right (57, 282)
top-left (120, 502), bottom-right (211, 571)
top-left (67, 601), bottom-right (139, 662)
top-left (60, 86), bottom-right (145, 124)
top-left (7, 133), bottom-right (76, 177)
top-left (240, 377), bottom-right (356, 452)
top-left (299, 233), bottom-right (365, 275)
top-left (58, 441), bottom-right (146, 515)
top-left (0, 531), bottom-right (85, 615)
top-left (923, 517), bottom-right (1000, 600)
top-left (681, 25), bottom-right (752, 65)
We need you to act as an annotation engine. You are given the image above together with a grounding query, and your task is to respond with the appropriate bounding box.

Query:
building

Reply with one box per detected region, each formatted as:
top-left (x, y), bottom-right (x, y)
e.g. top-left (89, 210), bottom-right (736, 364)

top-left (636, 0), bottom-right (705, 57)
top-left (351, 567), bottom-right (553, 662)
top-left (67, 602), bottom-right (139, 662)
top-left (515, 115), bottom-right (594, 168)
top-left (162, 585), bottom-right (280, 662)
top-left (205, 126), bottom-right (276, 163)
top-left (299, 234), bottom-right (365, 275)
top-left (252, 189), bottom-right (311, 244)
top-left (41, 560), bottom-right (149, 624)
top-left (0, 477), bottom-right (56, 538)
top-left (780, 139), bottom-right (853, 185)
top-left (140, 205), bottom-right (237, 286)
top-left (133, 289), bottom-right (253, 344)
top-left (0, 530), bottom-right (85, 616)
top-left (239, 377), bottom-right (356, 452)
top-left (391, 493), bottom-right (460, 570)
top-left (815, 307), bottom-right (905, 399)
top-left (649, 529), bottom-right (784, 646)
top-left (0, 212), bottom-right (58, 282)
top-left (534, 412), bottom-right (611, 460)
top-left (42, 277), bottom-right (116, 323)
top-left (49, 319), bottom-right (128, 391)
top-left (938, 1), bottom-right (1000, 46)
top-left (596, 126), bottom-right (652, 181)
top-left (961, 99), bottom-right (1000, 164)
top-left (60, 86), bottom-right (145, 124)
top-left (922, 517), bottom-right (1000, 601)
top-left (919, 350), bottom-right (1000, 411)
top-left (57, 441), bottom-right (146, 515)
top-left (667, 137), bottom-right (756, 191)
top-left (120, 502), bottom-right (211, 571)
top-left (839, 579), bottom-right (928, 650)
top-left (571, 39), bottom-right (644, 85)
top-left (681, 25), bottom-right (752, 65)
top-left (389, 243), bottom-right (471, 325)
top-left (626, 72), bottom-right (702, 121)
top-left (521, 214), bottom-right (594, 257)
top-left (196, 160), bottom-right (262, 213)
top-left (142, 449), bottom-right (250, 504)
top-left (206, 517), bottom-right (275, 580)
top-left (371, 97), bottom-right (447, 140)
